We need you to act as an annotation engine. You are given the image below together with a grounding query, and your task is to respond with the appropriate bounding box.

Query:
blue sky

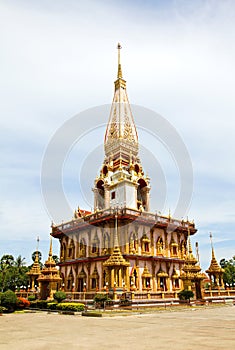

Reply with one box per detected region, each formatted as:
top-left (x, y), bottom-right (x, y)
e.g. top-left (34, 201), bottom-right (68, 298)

top-left (0, 0), bottom-right (235, 269)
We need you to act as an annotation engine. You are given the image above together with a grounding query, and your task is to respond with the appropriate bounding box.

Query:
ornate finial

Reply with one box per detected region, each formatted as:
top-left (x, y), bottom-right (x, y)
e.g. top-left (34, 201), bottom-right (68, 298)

top-left (118, 158), bottom-right (122, 171)
top-left (49, 236), bottom-right (53, 257)
top-left (114, 209), bottom-right (119, 248)
top-left (209, 232), bottom-right (213, 247)
top-left (35, 236), bottom-right (40, 263)
top-left (209, 232), bottom-right (216, 258)
top-left (117, 42), bottom-right (123, 79)
top-left (195, 242), bottom-right (200, 264)
top-left (36, 236), bottom-right (39, 250)
top-left (187, 227), bottom-right (192, 254)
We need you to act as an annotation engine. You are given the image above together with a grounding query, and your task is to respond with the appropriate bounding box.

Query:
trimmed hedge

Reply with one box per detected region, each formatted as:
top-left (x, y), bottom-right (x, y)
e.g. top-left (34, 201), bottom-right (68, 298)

top-left (30, 300), bottom-right (49, 309)
top-left (56, 303), bottom-right (85, 312)
top-left (47, 302), bottom-right (58, 310)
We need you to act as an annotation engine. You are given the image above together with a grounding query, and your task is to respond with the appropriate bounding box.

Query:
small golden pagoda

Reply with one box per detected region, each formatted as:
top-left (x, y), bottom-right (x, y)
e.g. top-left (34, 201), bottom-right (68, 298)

top-left (103, 211), bottom-right (130, 290)
top-left (37, 238), bottom-right (61, 299)
top-left (27, 237), bottom-right (41, 290)
top-left (142, 264), bottom-right (152, 289)
top-left (181, 231), bottom-right (204, 299)
top-left (206, 233), bottom-right (224, 289)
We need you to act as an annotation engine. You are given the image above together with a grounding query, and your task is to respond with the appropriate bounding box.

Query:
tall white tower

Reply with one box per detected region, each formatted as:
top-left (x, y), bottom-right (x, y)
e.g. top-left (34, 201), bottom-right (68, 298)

top-left (93, 44), bottom-right (150, 211)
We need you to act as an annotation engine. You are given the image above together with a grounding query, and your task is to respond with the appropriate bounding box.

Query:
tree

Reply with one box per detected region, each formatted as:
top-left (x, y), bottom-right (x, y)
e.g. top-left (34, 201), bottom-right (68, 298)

top-left (0, 254), bottom-right (29, 292)
top-left (0, 255), bottom-right (15, 292)
top-left (0, 255), bottom-right (14, 270)
top-left (220, 256), bottom-right (235, 287)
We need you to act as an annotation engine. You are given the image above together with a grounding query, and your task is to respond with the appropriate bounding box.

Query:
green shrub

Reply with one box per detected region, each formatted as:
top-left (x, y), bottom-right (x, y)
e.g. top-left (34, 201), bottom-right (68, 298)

top-left (28, 294), bottom-right (36, 301)
top-left (56, 302), bottom-right (85, 312)
top-left (178, 289), bottom-right (194, 301)
top-left (0, 306), bottom-right (7, 313)
top-left (53, 291), bottom-right (66, 303)
top-left (47, 302), bottom-right (58, 310)
top-left (93, 293), bottom-right (110, 307)
top-left (1, 290), bottom-right (17, 312)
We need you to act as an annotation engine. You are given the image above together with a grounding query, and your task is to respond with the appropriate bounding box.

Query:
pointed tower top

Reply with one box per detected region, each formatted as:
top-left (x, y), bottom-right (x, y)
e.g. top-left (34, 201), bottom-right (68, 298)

top-left (117, 43), bottom-right (123, 79)
top-left (49, 236), bottom-right (53, 257)
top-left (206, 232), bottom-right (224, 273)
top-left (187, 227), bottom-right (193, 255)
top-left (35, 236), bottom-right (40, 263)
top-left (209, 232), bottom-right (217, 261)
top-left (104, 44), bottom-right (138, 156)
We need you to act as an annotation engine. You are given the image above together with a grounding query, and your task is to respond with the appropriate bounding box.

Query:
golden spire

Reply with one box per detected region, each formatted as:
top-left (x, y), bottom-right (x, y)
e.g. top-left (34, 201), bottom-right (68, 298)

top-left (117, 43), bottom-right (123, 79)
top-left (195, 241), bottom-right (200, 265)
top-left (104, 44), bottom-right (138, 154)
top-left (114, 210), bottom-right (119, 248)
top-left (187, 226), bottom-right (193, 255)
top-left (206, 232), bottom-right (223, 273)
top-left (114, 43), bottom-right (126, 91)
top-left (35, 236), bottom-right (40, 263)
top-left (210, 232), bottom-right (218, 262)
top-left (49, 236), bottom-right (53, 257)
top-left (103, 209), bottom-right (130, 267)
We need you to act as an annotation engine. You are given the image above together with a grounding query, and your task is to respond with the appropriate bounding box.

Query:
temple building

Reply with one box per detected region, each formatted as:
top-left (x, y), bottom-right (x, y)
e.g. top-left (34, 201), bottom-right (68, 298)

top-left (51, 44), bottom-right (203, 298)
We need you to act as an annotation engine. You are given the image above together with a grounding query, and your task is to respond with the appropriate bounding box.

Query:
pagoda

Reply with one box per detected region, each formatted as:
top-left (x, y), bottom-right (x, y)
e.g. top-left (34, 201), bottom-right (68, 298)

top-left (180, 231), bottom-right (204, 299)
top-left (37, 238), bottom-right (61, 299)
top-left (206, 233), bottom-right (224, 289)
top-left (27, 237), bottom-right (41, 290)
top-left (51, 44), bottom-right (200, 296)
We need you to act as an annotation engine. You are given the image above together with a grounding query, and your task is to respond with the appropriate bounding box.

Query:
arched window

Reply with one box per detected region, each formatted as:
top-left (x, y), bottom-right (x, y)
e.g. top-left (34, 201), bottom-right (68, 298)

top-left (67, 270), bottom-right (74, 291)
top-left (79, 238), bottom-right (86, 257)
top-left (96, 180), bottom-right (105, 209)
top-left (102, 232), bottom-right (110, 254)
top-left (156, 237), bottom-right (164, 255)
top-left (141, 234), bottom-right (150, 254)
top-left (180, 240), bottom-right (187, 258)
top-left (61, 242), bottom-right (66, 262)
top-left (68, 239), bottom-right (75, 259)
top-left (137, 179), bottom-right (148, 210)
top-left (170, 239), bottom-right (178, 257)
top-left (102, 165), bottom-right (108, 176)
top-left (91, 233), bottom-right (100, 255)
top-left (129, 232), bottom-right (138, 254)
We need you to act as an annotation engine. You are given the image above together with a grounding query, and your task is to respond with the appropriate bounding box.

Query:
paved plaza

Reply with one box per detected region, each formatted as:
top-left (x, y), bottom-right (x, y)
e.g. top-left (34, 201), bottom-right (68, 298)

top-left (0, 305), bottom-right (235, 350)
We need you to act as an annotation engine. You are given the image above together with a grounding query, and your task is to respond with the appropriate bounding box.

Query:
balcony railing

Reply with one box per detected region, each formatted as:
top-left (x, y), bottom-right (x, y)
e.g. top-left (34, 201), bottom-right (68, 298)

top-left (53, 207), bottom-right (195, 233)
